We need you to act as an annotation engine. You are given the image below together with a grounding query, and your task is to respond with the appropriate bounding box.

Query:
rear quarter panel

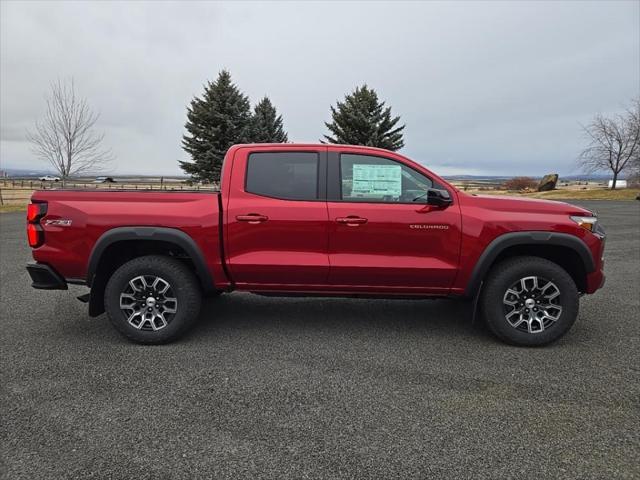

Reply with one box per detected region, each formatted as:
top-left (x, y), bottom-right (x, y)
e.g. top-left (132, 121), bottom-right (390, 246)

top-left (30, 190), bottom-right (228, 287)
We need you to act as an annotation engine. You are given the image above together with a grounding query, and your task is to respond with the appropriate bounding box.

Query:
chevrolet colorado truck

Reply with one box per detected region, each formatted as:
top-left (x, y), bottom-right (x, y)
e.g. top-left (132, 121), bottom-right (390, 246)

top-left (26, 144), bottom-right (606, 346)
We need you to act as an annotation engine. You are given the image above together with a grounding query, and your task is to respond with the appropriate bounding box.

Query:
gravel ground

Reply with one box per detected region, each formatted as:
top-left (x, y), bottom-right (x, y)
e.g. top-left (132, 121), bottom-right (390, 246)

top-left (1, 200), bottom-right (639, 479)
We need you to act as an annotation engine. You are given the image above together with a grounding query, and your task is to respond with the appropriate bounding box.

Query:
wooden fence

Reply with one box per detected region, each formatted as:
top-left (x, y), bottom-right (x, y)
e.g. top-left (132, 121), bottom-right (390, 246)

top-left (0, 179), bottom-right (220, 206)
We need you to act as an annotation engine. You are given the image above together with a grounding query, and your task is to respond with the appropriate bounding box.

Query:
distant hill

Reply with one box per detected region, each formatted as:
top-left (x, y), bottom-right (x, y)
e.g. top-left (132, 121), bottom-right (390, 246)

top-left (443, 174), bottom-right (612, 182)
top-left (1, 167), bottom-right (56, 177)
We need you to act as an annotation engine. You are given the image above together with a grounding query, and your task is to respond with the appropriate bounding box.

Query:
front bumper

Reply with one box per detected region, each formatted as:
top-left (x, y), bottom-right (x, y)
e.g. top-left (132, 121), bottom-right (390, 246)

top-left (26, 262), bottom-right (68, 290)
top-left (586, 269), bottom-right (605, 293)
top-left (585, 233), bottom-right (606, 294)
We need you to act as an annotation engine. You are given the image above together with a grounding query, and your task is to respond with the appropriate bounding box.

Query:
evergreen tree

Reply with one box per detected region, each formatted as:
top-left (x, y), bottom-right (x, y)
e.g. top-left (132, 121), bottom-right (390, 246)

top-left (180, 70), bottom-right (251, 182)
top-left (323, 85), bottom-right (405, 150)
top-left (250, 97), bottom-right (288, 143)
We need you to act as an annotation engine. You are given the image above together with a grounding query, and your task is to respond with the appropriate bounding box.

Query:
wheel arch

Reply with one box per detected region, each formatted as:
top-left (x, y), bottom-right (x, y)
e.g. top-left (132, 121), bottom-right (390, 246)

top-left (465, 231), bottom-right (595, 297)
top-left (87, 227), bottom-right (215, 317)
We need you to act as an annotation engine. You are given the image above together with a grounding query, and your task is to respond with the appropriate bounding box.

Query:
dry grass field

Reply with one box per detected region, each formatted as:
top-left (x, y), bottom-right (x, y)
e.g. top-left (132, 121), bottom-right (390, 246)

top-left (466, 187), bottom-right (640, 201)
top-left (447, 179), bottom-right (639, 201)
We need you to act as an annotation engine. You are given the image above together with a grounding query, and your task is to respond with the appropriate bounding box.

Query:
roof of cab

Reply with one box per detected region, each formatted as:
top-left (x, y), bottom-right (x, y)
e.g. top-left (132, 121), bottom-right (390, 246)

top-left (228, 143), bottom-right (396, 154)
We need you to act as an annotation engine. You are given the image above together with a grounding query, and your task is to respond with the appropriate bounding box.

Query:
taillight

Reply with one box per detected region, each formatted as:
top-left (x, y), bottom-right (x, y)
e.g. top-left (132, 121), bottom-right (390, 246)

top-left (26, 202), bottom-right (47, 248)
top-left (27, 224), bottom-right (44, 248)
top-left (27, 202), bottom-right (47, 223)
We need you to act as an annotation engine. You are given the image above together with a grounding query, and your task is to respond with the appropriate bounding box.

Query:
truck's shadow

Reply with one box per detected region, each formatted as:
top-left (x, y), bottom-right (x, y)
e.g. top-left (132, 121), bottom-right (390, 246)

top-left (185, 292), bottom-right (493, 343)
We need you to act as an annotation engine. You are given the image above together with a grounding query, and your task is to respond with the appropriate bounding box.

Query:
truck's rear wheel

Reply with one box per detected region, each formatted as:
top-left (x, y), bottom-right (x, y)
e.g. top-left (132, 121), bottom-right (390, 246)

top-left (480, 256), bottom-right (579, 346)
top-left (104, 255), bottom-right (202, 344)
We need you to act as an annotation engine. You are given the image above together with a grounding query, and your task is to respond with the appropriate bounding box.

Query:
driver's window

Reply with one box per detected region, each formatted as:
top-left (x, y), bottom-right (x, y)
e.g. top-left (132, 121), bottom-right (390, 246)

top-left (340, 154), bottom-right (433, 203)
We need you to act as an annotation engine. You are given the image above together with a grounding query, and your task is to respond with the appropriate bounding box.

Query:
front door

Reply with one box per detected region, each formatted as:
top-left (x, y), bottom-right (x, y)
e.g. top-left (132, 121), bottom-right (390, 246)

top-left (225, 147), bottom-right (330, 287)
top-left (326, 150), bottom-right (461, 293)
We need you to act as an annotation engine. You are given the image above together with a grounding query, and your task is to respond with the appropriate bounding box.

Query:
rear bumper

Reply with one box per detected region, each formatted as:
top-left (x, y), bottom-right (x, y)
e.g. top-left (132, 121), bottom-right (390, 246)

top-left (26, 262), bottom-right (68, 290)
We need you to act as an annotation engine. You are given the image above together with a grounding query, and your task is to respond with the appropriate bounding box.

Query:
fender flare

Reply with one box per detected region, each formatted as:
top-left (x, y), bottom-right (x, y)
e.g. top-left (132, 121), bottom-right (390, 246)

top-left (87, 226), bottom-right (215, 293)
top-left (464, 231), bottom-right (595, 297)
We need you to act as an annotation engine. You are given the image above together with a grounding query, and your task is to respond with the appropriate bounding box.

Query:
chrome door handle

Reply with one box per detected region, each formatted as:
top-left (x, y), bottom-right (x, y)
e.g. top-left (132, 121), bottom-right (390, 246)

top-left (236, 214), bottom-right (268, 224)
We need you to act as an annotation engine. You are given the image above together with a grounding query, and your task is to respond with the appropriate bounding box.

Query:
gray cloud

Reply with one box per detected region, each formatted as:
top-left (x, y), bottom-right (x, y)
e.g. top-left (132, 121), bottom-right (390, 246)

top-left (1, 0), bottom-right (638, 176)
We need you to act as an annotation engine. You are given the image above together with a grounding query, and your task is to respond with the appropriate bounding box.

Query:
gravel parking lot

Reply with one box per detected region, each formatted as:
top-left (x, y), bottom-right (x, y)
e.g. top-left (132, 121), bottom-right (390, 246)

top-left (1, 200), bottom-right (638, 479)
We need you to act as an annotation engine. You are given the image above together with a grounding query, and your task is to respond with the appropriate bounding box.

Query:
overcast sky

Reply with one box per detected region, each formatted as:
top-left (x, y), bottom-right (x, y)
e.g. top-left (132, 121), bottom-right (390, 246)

top-left (1, 0), bottom-right (639, 176)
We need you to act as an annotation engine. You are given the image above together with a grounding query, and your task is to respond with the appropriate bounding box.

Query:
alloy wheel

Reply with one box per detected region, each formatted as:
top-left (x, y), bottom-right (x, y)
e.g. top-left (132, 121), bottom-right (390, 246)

top-left (119, 275), bottom-right (178, 331)
top-left (502, 276), bottom-right (562, 334)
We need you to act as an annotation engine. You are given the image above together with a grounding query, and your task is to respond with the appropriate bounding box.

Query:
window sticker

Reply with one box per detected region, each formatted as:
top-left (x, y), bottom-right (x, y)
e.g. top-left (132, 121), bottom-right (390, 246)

top-left (351, 164), bottom-right (402, 198)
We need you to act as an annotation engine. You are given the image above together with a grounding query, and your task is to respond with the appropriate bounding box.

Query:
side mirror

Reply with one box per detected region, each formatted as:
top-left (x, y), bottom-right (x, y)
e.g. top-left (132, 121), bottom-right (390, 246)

top-left (427, 188), bottom-right (452, 207)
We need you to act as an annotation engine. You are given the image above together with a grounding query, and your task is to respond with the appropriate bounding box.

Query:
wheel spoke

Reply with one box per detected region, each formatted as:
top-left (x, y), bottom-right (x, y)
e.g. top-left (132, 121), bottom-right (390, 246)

top-left (505, 309), bottom-right (520, 320)
top-left (543, 306), bottom-right (562, 321)
top-left (529, 317), bottom-right (544, 333)
top-left (129, 277), bottom-right (144, 292)
top-left (506, 311), bottom-right (526, 328)
top-left (512, 318), bottom-right (526, 328)
top-left (162, 298), bottom-right (177, 314)
top-left (152, 313), bottom-right (167, 331)
top-left (153, 277), bottom-right (170, 294)
top-left (503, 289), bottom-right (520, 305)
top-left (119, 293), bottom-right (137, 309)
top-left (541, 281), bottom-right (554, 293)
top-left (127, 311), bottom-right (143, 328)
top-left (140, 313), bottom-right (154, 329)
top-left (545, 290), bottom-right (560, 301)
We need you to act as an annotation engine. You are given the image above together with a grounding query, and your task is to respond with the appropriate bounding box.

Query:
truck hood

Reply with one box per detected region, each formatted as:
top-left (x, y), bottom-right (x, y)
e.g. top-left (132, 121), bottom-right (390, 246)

top-left (464, 194), bottom-right (594, 216)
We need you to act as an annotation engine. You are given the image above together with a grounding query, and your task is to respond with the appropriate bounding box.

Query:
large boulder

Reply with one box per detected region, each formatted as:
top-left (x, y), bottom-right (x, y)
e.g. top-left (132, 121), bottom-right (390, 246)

top-left (537, 173), bottom-right (559, 192)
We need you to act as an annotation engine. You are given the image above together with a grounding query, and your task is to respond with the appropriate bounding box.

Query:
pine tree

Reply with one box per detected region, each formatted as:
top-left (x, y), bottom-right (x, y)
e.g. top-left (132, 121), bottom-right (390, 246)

top-left (180, 70), bottom-right (252, 183)
top-left (323, 85), bottom-right (405, 151)
top-left (249, 97), bottom-right (288, 143)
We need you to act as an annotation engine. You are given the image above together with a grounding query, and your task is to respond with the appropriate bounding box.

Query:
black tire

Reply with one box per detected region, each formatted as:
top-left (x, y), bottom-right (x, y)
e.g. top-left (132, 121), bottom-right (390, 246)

top-left (480, 256), bottom-right (579, 346)
top-left (104, 255), bottom-right (202, 344)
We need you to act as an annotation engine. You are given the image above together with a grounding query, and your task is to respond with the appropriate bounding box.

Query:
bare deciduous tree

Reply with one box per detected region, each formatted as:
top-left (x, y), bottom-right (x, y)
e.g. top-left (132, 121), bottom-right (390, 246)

top-left (629, 98), bottom-right (640, 176)
top-left (27, 79), bottom-right (113, 182)
top-left (578, 98), bottom-right (640, 189)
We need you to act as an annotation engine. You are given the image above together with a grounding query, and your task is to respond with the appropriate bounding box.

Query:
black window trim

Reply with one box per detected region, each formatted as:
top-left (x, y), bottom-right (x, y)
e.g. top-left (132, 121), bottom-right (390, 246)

top-left (328, 151), bottom-right (450, 205)
top-left (244, 150), bottom-right (327, 202)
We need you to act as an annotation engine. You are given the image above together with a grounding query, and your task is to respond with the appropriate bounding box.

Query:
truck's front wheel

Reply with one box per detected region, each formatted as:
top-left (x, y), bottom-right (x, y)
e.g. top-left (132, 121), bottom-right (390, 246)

top-left (480, 256), bottom-right (579, 346)
top-left (104, 255), bottom-right (202, 344)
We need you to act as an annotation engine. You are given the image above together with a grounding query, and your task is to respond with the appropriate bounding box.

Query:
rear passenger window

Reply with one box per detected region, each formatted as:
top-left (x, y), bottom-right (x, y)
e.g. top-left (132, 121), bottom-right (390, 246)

top-left (246, 152), bottom-right (319, 200)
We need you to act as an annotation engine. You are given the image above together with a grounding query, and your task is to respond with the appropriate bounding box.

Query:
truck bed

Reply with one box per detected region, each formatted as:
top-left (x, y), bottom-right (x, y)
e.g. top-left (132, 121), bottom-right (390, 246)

top-left (30, 189), bottom-right (224, 285)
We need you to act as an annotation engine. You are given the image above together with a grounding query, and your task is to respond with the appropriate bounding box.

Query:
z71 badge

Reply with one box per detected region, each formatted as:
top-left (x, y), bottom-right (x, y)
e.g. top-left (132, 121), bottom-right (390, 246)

top-left (44, 219), bottom-right (72, 227)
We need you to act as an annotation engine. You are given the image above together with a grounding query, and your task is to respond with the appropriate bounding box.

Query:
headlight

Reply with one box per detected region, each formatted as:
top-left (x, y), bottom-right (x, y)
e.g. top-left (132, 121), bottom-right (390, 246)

top-left (570, 215), bottom-right (605, 239)
top-left (570, 215), bottom-right (597, 232)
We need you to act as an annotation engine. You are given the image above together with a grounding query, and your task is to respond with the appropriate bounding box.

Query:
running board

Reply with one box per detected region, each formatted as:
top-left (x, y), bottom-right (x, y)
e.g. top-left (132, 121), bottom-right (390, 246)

top-left (250, 291), bottom-right (446, 300)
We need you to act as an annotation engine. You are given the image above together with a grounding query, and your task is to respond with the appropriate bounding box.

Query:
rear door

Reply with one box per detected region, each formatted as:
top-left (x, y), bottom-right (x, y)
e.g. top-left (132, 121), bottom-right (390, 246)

top-left (225, 147), bottom-right (330, 287)
top-left (326, 148), bottom-right (462, 293)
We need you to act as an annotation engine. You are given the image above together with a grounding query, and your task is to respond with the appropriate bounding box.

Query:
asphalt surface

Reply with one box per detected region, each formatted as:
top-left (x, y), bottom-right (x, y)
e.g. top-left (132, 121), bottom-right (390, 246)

top-left (1, 200), bottom-right (639, 479)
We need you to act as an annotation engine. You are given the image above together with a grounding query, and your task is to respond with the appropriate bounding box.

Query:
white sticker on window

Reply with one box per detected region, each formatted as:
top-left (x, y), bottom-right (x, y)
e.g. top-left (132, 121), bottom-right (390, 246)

top-left (351, 164), bottom-right (402, 197)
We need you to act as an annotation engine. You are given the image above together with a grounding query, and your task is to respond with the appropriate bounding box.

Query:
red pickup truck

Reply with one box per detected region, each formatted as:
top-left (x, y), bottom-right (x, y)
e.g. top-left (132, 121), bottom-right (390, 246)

top-left (26, 144), bottom-right (606, 346)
